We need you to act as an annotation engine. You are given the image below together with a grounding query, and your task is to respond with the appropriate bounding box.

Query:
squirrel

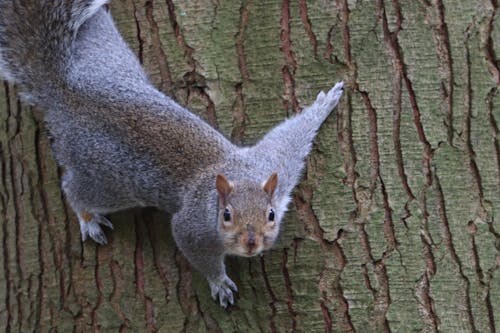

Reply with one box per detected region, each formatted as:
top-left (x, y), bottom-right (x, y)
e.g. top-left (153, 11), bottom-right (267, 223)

top-left (0, 0), bottom-right (343, 307)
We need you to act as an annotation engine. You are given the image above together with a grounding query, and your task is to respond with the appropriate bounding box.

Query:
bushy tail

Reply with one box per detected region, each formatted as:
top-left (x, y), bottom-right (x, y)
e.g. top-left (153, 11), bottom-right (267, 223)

top-left (0, 0), bottom-right (108, 103)
top-left (247, 81), bottom-right (343, 214)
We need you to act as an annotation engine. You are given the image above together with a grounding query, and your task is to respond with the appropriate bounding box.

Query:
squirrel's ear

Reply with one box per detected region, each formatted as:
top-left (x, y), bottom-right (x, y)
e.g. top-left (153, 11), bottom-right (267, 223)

top-left (216, 174), bottom-right (233, 203)
top-left (263, 172), bottom-right (278, 198)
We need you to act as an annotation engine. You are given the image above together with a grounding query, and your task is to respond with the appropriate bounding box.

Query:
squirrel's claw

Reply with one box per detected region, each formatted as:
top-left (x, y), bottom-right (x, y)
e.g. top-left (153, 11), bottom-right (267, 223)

top-left (78, 214), bottom-right (114, 245)
top-left (209, 275), bottom-right (238, 308)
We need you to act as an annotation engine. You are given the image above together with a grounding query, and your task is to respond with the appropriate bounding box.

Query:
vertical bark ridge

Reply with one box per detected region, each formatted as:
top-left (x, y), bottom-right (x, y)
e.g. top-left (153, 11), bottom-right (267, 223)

top-left (462, 36), bottom-right (493, 265)
top-left (134, 215), bottom-right (158, 331)
top-left (415, 273), bottom-right (439, 332)
top-left (232, 0), bottom-right (251, 143)
top-left (392, 68), bottom-right (416, 201)
top-left (433, 171), bottom-right (477, 332)
top-left (91, 248), bottom-right (105, 332)
top-left (165, 0), bottom-right (218, 128)
top-left (280, 0), bottom-right (299, 114)
top-left (259, 255), bottom-right (278, 333)
top-left (298, 0), bottom-right (319, 58)
top-left (486, 88), bottom-right (499, 191)
top-left (426, 0), bottom-right (455, 146)
top-left (389, 0), bottom-right (416, 203)
top-left (1, 83), bottom-right (13, 333)
top-left (482, 0), bottom-right (500, 84)
top-left (145, 1), bottom-right (174, 95)
top-left (109, 260), bottom-right (130, 330)
top-left (235, 1), bottom-right (251, 83)
top-left (130, 0), bottom-right (145, 64)
top-left (144, 212), bottom-right (172, 303)
top-left (281, 247), bottom-right (298, 332)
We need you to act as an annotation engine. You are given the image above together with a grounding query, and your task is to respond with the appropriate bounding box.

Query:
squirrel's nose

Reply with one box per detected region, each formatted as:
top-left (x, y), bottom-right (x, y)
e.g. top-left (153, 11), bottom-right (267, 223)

top-left (246, 230), bottom-right (256, 250)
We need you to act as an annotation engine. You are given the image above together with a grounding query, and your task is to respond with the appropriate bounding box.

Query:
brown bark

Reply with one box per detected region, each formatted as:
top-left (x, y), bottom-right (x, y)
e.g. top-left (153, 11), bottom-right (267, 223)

top-left (0, 0), bottom-right (498, 332)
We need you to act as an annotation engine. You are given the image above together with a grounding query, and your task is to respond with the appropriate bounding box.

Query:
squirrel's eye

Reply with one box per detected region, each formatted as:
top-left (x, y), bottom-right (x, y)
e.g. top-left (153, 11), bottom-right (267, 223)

top-left (268, 208), bottom-right (275, 222)
top-left (223, 208), bottom-right (231, 221)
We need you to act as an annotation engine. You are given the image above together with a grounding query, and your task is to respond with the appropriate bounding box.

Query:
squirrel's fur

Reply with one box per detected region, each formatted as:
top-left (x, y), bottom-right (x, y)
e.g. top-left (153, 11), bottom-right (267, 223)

top-left (0, 0), bottom-right (343, 307)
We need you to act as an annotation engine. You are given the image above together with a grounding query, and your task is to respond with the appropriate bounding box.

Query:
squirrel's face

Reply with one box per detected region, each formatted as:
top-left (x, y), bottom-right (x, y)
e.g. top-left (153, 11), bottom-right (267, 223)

top-left (216, 173), bottom-right (279, 257)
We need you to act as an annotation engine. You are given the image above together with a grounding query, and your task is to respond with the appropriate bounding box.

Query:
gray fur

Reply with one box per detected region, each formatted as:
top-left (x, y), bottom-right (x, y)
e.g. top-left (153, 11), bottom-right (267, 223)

top-left (0, 0), bottom-right (343, 307)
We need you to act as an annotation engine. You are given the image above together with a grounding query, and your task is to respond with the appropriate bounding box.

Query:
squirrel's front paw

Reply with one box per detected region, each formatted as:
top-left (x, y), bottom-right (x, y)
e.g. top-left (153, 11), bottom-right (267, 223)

top-left (208, 275), bottom-right (238, 308)
top-left (77, 212), bottom-right (114, 245)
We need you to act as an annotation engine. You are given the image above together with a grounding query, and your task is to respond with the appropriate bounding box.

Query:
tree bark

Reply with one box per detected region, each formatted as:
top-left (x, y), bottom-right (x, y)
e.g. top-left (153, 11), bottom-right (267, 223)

top-left (0, 0), bottom-right (498, 332)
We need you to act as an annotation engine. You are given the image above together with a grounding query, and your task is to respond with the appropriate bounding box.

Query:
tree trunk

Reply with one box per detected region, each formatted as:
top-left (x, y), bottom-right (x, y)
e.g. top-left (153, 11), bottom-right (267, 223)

top-left (0, 0), bottom-right (498, 332)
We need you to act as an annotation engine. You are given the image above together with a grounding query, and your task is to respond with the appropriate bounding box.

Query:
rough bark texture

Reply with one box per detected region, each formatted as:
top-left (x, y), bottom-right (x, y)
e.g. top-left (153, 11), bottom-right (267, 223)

top-left (0, 0), bottom-right (498, 332)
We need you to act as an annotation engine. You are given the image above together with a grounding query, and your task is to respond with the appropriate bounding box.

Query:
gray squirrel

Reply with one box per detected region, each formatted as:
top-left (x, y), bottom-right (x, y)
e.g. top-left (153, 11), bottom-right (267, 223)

top-left (0, 0), bottom-right (343, 307)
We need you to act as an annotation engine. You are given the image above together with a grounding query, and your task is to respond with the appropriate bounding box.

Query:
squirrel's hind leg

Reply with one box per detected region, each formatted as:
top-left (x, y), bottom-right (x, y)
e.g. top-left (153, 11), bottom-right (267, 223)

top-left (61, 169), bottom-right (116, 244)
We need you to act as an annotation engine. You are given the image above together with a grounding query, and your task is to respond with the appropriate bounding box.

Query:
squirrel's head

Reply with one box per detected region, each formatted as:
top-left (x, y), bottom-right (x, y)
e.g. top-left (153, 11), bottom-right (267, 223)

top-left (216, 173), bottom-right (280, 257)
